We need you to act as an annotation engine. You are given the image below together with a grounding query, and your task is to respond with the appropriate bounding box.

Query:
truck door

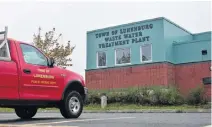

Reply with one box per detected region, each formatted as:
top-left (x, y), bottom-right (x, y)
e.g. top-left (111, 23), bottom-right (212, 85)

top-left (17, 43), bottom-right (64, 100)
top-left (0, 33), bottom-right (19, 99)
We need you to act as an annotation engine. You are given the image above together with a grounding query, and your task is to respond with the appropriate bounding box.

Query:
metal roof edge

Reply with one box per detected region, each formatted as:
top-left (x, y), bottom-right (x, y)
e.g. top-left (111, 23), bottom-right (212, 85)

top-left (173, 39), bottom-right (210, 45)
top-left (162, 17), bottom-right (193, 35)
top-left (192, 31), bottom-right (211, 35)
top-left (86, 17), bottom-right (164, 34)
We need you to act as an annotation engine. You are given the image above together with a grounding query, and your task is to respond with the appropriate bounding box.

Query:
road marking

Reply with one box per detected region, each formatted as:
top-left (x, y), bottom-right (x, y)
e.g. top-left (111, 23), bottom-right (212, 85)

top-left (24, 117), bottom-right (136, 125)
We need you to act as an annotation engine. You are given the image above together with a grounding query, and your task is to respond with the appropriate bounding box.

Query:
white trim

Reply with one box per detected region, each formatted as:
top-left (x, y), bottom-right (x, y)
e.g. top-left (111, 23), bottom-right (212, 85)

top-left (140, 43), bottom-right (152, 63)
top-left (0, 39), bottom-right (11, 61)
top-left (115, 47), bottom-right (131, 66)
top-left (96, 51), bottom-right (107, 68)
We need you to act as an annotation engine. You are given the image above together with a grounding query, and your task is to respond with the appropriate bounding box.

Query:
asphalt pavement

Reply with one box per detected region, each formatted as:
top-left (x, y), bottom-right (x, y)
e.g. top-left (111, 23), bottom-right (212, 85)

top-left (0, 112), bottom-right (211, 127)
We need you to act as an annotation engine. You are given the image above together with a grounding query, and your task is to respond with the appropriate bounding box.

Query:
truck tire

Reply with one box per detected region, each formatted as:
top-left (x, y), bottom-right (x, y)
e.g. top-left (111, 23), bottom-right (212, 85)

top-left (15, 107), bottom-right (37, 119)
top-left (60, 91), bottom-right (83, 119)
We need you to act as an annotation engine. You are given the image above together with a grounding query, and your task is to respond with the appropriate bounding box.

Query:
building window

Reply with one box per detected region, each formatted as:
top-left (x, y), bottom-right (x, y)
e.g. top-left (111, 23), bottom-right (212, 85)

top-left (140, 44), bottom-right (152, 62)
top-left (115, 48), bottom-right (131, 65)
top-left (97, 51), bottom-right (106, 67)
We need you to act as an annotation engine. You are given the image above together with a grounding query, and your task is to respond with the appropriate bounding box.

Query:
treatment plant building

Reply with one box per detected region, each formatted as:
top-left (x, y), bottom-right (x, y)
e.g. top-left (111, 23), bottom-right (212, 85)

top-left (85, 17), bottom-right (211, 98)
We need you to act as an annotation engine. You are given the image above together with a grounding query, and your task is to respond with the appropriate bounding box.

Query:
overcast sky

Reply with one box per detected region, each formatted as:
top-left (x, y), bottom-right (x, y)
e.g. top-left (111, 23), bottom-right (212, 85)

top-left (0, 1), bottom-right (211, 78)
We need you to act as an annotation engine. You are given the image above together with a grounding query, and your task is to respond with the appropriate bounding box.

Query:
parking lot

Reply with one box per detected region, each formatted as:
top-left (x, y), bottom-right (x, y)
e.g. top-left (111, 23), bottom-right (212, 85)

top-left (0, 112), bottom-right (211, 127)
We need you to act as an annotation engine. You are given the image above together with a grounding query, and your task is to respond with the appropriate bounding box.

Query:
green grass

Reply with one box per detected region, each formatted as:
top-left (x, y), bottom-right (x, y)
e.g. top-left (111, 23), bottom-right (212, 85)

top-left (0, 108), bottom-right (14, 112)
top-left (0, 103), bottom-right (210, 112)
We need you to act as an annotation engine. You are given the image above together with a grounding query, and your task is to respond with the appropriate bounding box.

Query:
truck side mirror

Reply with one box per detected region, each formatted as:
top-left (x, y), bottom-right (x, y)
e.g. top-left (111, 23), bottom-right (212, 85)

top-left (48, 57), bottom-right (55, 67)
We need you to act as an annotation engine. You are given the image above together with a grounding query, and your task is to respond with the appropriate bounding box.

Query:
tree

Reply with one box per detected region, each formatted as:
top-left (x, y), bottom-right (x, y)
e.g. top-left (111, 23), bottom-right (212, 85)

top-left (32, 27), bottom-right (75, 69)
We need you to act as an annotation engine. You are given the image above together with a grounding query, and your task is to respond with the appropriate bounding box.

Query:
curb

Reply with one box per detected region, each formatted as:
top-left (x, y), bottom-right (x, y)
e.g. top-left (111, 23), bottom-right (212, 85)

top-left (82, 109), bottom-right (211, 113)
top-left (38, 109), bottom-right (211, 113)
top-left (0, 109), bottom-right (211, 113)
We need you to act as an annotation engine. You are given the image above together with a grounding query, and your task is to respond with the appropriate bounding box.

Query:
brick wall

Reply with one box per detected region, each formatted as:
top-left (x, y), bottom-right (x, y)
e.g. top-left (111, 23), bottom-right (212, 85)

top-left (85, 61), bottom-right (211, 99)
top-left (86, 62), bottom-right (174, 90)
top-left (175, 61), bottom-right (211, 98)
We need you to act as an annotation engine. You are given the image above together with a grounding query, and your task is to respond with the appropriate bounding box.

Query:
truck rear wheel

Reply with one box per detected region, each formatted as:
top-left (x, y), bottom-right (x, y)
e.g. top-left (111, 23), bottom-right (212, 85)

top-left (60, 91), bottom-right (83, 119)
top-left (15, 107), bottom-right (37, 119)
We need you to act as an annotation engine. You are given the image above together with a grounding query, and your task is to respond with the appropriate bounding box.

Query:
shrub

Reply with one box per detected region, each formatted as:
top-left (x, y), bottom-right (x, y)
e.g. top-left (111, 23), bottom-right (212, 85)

top-left (158, 87), bottom-right (184, 105)
top-left (106, 87), bottom-right (140, 104)
top-left (186, 86), bottom-right (208, 105)
top-left (86, 90), bottom-right (101, 104)
top-left (86, 85), bottom-right (184, 105)
top-left (123, 87), bottom-right (140, 104)
top-left (138, 86), bottom-right (184, 105)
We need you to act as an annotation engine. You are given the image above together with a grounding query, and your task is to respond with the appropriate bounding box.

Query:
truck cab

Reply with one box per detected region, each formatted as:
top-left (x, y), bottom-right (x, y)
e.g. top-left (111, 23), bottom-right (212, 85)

top-left (0, 27), bottom-right (88, 119)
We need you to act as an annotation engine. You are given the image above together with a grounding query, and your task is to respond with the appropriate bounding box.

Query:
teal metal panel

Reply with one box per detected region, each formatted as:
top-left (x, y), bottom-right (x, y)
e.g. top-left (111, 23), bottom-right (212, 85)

top-left (174, 39), bottom-right (211, 64)
top-left (163, 18), bottom-right (193, 63)
top-left (193, 31), bottom-right (211, 40)
top-left (86, 18), bottom-right (164, 70)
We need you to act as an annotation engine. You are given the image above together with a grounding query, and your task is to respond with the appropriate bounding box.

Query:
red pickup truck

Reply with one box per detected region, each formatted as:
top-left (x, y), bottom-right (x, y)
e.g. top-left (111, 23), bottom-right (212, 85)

top-left (0, 27), bottom-right (88, 119)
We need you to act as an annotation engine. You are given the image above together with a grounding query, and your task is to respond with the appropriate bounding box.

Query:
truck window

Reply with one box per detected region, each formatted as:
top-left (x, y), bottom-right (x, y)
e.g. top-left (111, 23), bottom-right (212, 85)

top-left (0, 34), bottom-right (10, 61)
top-left (20, 44), bottom-right (48, 66)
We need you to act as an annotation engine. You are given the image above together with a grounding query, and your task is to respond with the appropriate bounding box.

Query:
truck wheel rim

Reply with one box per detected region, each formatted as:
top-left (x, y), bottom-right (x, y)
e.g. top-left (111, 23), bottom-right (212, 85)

top-left (69, 97), bottom-right (80, 114)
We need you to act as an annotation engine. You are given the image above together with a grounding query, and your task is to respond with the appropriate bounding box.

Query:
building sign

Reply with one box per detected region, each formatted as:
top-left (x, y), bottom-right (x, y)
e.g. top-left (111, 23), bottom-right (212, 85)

top-left (95, 24), bottom-right (153, 49)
